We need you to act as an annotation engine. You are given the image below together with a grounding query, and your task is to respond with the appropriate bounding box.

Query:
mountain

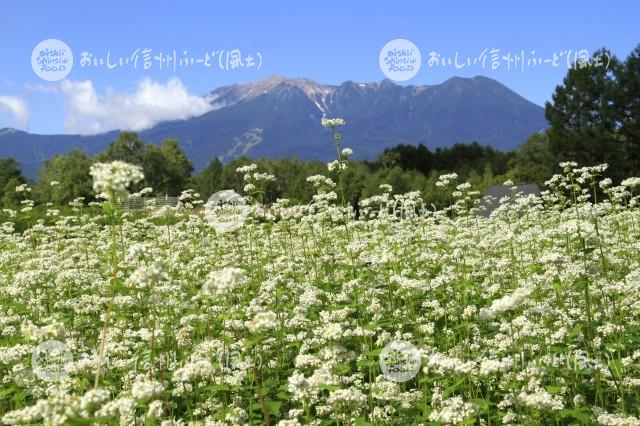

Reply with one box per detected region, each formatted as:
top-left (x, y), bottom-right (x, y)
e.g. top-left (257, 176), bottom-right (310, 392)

top-left (0, 128), bottom-right (120, 178)
top-left (0, 75), bottom-right (548, 177)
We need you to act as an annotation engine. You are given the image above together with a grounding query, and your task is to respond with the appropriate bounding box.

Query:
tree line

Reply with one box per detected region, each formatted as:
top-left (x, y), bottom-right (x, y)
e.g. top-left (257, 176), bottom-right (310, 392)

top-left (0, 134), bottom-right (514, 208)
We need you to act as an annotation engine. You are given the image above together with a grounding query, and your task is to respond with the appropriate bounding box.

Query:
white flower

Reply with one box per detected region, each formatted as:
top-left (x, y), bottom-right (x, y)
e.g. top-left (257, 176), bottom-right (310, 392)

top-left (379, 184), bottom-right (393, 193)
top-left (79, 389), bottom-right (111, 415)
top-left (436, 173), bottom-right (458, 188)
top-left (593, 407), bottom-right (640, 426)
top-left (327, 160), bottom-right (340, 172)
top-left (125, 263), bottom-right (167, 290)
top-left (516, 389), bottom-right (564, 411)
top-left (89, 160), bottom-right (144, 202)
top-left (428, 396), bottom-right (478, 425)
top-left (321, 117), bottom-right (346, 128)
top-left (306, 175), bottom-right (335, 187)
top-left (252, 172), bottom-right (276, 182)
top-left (172, 359), bottom-right (213, 383)
top-left (599, 178), bottom-right (613, 189)
top-left (246, 311), bottom-right (278, 333)
top-left (202, 267), bottom-right (247, 297)
top-left (287, 372), bottom-right (309, 400)
top-left (479, 286), bottom-right (532, 320)
top-left (21, 321), bottom-right (65, 341)
top-left (236, 164), bottom-right (257, 174)
top-left (621, 177), bottom-right (640, 188)
top-left (146, 400), bottom-right (164, 419)
top-left (327, 388), bottom-right (367, 406)
top-left (95, 397), bottom-right (137, 418)
top-left (131, 379), bottom-right (164, 401)
top-left (132, 187), bottom-right (153, 197)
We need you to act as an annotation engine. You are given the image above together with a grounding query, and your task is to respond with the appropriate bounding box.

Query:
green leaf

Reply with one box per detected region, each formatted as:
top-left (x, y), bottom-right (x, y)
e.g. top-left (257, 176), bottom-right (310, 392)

top-left (0, 385), bottom-right (16, 398)
top-left (11, 389), bottom-right (28, 403)
top-left (472, 398), bottom-right (489, 413)
top-left (559, 408), bottom-right (591, 424)
top-left (552, 280), bottom-right (563, 294)
top-left (276, 391), bottom-right (291, 400)
top-left (365, 348), bottom-right (381, 357)
top-left (608, 359), bottom-right (624, 380)
top-left (355, 417), bottom-right (373, 426)
top-left (266, 400), bottom-right (281, 416)
top-left (320, 384), bottom-right (340, 391)
top-left (545, 385), bottom-right (562, 394)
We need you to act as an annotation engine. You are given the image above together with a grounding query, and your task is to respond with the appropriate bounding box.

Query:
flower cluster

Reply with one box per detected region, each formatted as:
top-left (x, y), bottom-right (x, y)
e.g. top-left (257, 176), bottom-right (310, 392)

top-left (236, 163), bottom-right (276, 202)
top-left (202, 266), bottom-right (248, 297)
top-left (89, 160), bottom-right (144, 202)
top-left (320, 117), bottom-right (346, 128)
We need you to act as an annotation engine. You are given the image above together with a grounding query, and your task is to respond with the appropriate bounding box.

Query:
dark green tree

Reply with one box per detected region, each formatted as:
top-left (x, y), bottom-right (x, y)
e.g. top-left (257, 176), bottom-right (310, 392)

top-left (0, 158), bottom-right (26, 207)
top-left (161, 139), bottom-right (194, 196)
top-left (379, 143), bottom-right (432, 173)
top-left (545, 48), bottom-right (625, 178)
top-left (616, 45), bottom-right (640, 173)
top-left (0, 158), bottom-right (24, 186)
top-left (507, 132), bottom-right (555, 185)
top-left (95, 132), bottom-right (193, 196)
top-left (191, 157), bottom-right (224, 200)
top-left (220, 157), bottom-right (252, 193)
top-left (33, 149), bottom-right (93, 205)
top-left (378, 150), bottom-right (401, 170)
top-left (95, 131), bottom-right (147, 164)
top-left (2, 178), bottom-right (27, 207)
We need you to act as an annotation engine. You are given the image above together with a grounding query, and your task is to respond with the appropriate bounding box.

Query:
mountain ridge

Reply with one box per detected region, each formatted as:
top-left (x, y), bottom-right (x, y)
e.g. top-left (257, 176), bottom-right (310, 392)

top-left (0, 75), bottom-right (548, 178)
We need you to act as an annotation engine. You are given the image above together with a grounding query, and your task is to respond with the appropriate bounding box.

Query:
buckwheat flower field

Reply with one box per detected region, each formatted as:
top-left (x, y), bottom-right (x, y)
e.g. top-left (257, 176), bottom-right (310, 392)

top-left (1, 161), bottom-right (640, 425)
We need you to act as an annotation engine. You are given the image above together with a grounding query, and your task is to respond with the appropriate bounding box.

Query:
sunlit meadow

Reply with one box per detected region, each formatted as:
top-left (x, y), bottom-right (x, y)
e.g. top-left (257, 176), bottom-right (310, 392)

top-left (1, 122), bottom-right (640, 425)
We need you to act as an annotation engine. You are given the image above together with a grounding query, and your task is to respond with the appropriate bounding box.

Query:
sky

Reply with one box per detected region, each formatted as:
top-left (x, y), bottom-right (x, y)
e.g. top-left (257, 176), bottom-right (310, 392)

top-left (0, 0), bottom-right (638, 135)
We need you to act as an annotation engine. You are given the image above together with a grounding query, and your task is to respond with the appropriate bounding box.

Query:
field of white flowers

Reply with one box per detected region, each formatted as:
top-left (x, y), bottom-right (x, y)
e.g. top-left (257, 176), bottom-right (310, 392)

top-left (1, 153), bottom-right (640, 425)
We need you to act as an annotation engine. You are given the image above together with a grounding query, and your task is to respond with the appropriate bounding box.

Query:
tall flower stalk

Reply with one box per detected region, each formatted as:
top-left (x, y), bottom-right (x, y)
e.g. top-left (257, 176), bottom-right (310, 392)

top-left (322, 117), bottom-right (349, 207)
top-left (89, 161), bottom-right (144, 389)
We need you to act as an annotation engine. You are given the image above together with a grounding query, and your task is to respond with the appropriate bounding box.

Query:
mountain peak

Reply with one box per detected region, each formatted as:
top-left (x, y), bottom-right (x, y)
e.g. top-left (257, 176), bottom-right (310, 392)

top-left (0, 128), bottom-right (19, 136)
top-left (1, 75), bottom-right (548, 178)
top-left (278, 77), bottom-right (334, 96)
top-left (209, 76), bottom-right (519, 107)
top-left (260, 75), bottom-right (287, 83)
top-left (377, 78), bottom-right (397, 88)
top-left (441, 75), bottom-right (473, 85)
top-left (439, 75), bottom-right (503, 86)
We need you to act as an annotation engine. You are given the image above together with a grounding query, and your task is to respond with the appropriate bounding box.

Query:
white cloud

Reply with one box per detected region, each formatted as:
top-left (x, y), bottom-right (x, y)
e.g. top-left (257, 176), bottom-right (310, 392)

top-left (24, 82), bottom-right (59, 94)
top-left (0, 95), bottom-right (29, 130)
top-left (59, 78), bottom-right (213, 134)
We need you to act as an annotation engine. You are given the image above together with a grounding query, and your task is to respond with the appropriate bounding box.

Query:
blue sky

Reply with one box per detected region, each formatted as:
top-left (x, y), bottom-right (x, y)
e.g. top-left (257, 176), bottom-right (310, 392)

top-left (0, 0), bottom-right (638, 134)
